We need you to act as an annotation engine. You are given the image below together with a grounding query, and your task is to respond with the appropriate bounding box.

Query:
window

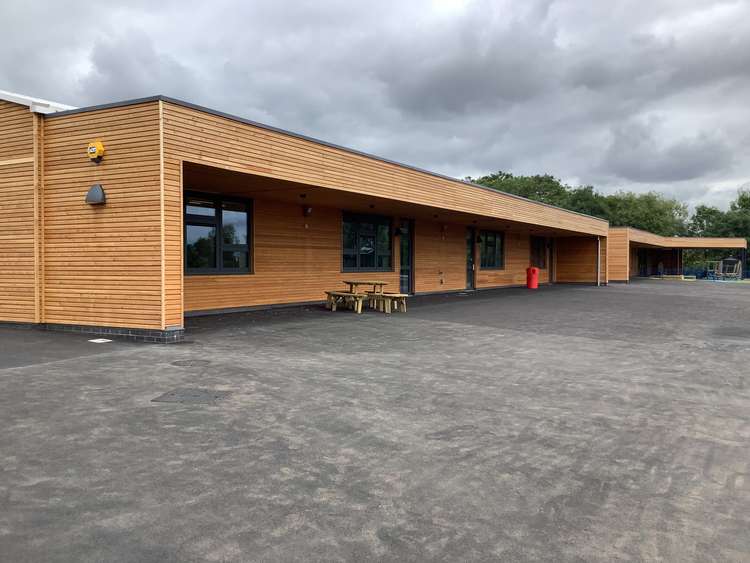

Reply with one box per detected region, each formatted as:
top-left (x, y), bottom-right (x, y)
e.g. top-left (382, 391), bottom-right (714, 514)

top-left (530, 236), bottom-right (547, 269)
top-left (342, 213), bottom-right (392, 271)
top-left (480, 231), bottom-right (504, 269)
top-left (185, 193), bottom-right (251, 274)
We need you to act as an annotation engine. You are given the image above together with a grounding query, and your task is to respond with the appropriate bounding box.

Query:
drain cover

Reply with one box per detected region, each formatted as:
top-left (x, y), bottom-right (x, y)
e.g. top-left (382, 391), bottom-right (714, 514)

top-left (171, 359), bottom-right (211, 367)
top-left (152, 388), bottom-right (231, 404)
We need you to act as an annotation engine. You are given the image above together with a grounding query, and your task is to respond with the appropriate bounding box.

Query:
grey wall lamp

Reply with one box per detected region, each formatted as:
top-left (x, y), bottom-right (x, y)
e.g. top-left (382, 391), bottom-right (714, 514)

top-left (85, 184), bottom-right (106, 205)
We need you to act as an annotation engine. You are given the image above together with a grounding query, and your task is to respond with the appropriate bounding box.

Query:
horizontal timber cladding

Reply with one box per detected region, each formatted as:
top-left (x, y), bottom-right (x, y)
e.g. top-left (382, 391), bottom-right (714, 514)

top-left (607, 228), bottom-right (629, 281)
top-left (184, 199), bottom-right (400, 312)
top-left (413, 220), bottom-right (465, 292)
top-left (0, 101), bottom-right (36, 322)
top-left (608, 226), bottom-right (746, 281)
top-left (623, 227), bottom-right (746, 249)
top-left (555, 236), bottom-right (605, 284)
top-left (477, 232), bottom-right (550, 287)
top-left (43, 101), bottom-right (165, 329)
top-left (160, 101), bottom-right (608, 237)
top-left (184, 202), bottom-right (554, 312)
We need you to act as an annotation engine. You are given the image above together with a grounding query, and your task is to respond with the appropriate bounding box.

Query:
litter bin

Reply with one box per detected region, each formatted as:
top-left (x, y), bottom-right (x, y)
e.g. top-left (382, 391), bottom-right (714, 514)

top-left (526, 267), bottom-right (539, 289)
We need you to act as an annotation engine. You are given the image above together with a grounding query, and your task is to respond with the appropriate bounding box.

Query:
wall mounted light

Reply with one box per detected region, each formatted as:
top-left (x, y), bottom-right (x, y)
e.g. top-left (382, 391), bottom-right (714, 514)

top-left (85, 184), bottom-right (106, 205)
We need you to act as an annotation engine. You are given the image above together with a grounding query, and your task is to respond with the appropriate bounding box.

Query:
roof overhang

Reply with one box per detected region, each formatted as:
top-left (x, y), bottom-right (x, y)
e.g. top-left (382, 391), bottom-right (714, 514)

top-left (0, 89), bottom-right (76, 114)
top-left (611, 227), bottom-right (747, 249)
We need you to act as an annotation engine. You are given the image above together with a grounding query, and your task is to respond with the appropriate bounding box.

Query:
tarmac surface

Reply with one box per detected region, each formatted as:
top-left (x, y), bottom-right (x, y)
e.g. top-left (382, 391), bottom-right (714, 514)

top-left (1, 280), bottom-right (748, 562)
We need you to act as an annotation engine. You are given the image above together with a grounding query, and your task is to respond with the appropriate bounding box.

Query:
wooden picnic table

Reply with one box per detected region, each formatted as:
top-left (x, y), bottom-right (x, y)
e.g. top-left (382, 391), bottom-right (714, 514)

top-left (342, 279), bottom-right (389, 294)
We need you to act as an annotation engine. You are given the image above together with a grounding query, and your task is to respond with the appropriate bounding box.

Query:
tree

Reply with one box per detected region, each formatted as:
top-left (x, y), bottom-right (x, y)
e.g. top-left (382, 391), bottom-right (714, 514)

top-left (468, 171), bottom-right (570, 208)
top-left (468, 171), bottom-right (688, 235)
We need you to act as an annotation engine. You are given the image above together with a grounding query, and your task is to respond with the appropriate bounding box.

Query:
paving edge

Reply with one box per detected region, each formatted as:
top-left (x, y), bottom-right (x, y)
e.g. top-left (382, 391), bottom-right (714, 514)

top-left (0, 321), bottom-right (184, 344)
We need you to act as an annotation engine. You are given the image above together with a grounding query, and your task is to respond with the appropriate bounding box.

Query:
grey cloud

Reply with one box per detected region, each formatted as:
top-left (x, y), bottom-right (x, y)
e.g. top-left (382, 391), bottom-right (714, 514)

top-left (1, 0), bottom-right (749, 210)
top-left (601, 118), bottom-right (733, 183)
top-left (77, 30), bottom-right (201, 104)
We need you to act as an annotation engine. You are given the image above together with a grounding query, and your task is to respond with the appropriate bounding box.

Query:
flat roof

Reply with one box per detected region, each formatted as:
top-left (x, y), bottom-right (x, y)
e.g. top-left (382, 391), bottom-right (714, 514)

top-left (611, 226), bottom-right (747, 249)
top-left (45, 94), bottom-right (609, 227)
top-left (0, 89), bottom-right (76, 114)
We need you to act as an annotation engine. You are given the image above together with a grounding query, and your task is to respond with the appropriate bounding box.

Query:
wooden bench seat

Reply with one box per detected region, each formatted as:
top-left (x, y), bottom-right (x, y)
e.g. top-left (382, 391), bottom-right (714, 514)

top-left (368, 292), bottom-right (408, 313)
top-left (325, 291), bottom-right (367, 314)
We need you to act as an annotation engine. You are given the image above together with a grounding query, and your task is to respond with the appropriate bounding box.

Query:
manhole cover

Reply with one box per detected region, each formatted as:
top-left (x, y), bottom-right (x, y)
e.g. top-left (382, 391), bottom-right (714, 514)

top-left (171, 359), bottom-right (211, 367)
top-left (152, 388), bottom-right (231, 404)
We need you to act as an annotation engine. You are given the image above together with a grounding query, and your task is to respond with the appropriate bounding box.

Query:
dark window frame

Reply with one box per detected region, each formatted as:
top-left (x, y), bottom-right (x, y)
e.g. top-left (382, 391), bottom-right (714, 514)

top-left (341, 212), bottom-right (394, 273)
top-left (184, 191), bottom-right (253, 276)
top-left (530, 236), bottom-right (547, 269)
top-left (479, 230), bottom-right (505, 270)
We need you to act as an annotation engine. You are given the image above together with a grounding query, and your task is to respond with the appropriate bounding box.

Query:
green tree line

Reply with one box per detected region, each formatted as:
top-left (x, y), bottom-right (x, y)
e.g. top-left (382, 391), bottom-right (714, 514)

top-left (467, 171), bottom-right (750, 247)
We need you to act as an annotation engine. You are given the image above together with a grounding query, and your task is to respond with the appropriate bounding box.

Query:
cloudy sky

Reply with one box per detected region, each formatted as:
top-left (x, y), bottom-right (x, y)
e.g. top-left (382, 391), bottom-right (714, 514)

top-left (2, 0), bottom-right (749, 209)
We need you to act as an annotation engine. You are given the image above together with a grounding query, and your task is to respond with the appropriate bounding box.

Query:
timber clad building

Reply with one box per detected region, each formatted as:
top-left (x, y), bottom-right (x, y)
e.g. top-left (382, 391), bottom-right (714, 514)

top-left (607, 227), bottom-right (746, 281)
top-left (1, 90), bottom-right (738, 342)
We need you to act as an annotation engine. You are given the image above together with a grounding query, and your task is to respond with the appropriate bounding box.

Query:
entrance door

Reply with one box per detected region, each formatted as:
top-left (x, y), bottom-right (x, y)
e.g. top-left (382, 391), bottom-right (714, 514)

top-left (548, 238), bottom-right (555, 283)
top-left (399, 219), bottom-right (414, 294)
top-left (466, 228), bottom-right (476, 290)
top-left (638, 248), bottom-right (649, 277)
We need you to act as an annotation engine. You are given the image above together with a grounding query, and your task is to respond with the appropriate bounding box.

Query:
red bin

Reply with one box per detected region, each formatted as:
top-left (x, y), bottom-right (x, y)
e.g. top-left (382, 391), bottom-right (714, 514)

top-left (526, 267), bottom-right (539, 289)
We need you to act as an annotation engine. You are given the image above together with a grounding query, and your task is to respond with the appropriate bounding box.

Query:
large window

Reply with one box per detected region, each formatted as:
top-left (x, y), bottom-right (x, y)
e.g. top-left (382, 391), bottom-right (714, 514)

top-left (342, 213), bottom-right (392, 272)
top-left (480, 231), bottom-right (504, 269)
top-left (185, 193), bottom-right (251, 275)
top-left (530, 236), bottom-right (547, 269)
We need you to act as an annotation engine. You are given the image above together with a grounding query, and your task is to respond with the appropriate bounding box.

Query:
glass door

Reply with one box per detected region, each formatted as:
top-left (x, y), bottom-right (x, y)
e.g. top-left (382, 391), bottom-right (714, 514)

top-left (466, 228), bottom-right (476, 290)
top-left (399, 219), bottom-right (414, 294)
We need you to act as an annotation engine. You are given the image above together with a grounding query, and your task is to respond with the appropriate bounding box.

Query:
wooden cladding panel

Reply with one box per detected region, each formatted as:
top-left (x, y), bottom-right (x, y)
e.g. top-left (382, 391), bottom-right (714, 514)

top-left (161, 102), bottom-right (608, 237)
top-left (607, 229), bottom-right (629, 281)
top-left (43, 102), bottom-right (164, 329)
top-left (556, 237), bottom-right (601, 283)
top-left (184, 199), bottom-right (400, 312)
top-left (413, 221), bottom-right (465, 293)
top-left (625, 227), bottom-right (746, 249)
top-left (184, 204), bottom-right (553, 312)
top-left (0, 101), bottom-right (36, 322)
top-left (163, 156), bottom-right (183, 327)
top-left (476, 232), bottom-right (550, 287)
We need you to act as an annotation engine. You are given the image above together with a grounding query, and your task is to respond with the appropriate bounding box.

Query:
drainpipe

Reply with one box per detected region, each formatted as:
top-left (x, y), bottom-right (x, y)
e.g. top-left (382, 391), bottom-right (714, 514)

top-left (596, 236), bottom-right (601, 287)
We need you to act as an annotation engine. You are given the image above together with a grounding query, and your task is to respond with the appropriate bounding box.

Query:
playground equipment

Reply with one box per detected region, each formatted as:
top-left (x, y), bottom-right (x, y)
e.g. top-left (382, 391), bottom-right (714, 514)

top-left (705, 258), bottom-right (742, 281)
top-left (720, 258), bottom-right (742, 280)
top-left (706, 261), bottom-right (721, 280)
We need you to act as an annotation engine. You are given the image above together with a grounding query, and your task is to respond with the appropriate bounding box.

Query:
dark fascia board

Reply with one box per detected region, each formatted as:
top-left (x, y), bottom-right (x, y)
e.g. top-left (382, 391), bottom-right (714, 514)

top-left (46, 94), bottom-right (609, 227)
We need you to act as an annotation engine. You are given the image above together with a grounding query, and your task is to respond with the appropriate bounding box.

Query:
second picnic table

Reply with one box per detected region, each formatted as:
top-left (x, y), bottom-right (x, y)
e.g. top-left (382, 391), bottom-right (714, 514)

top-left (342, 279), bottom-right (389, 295)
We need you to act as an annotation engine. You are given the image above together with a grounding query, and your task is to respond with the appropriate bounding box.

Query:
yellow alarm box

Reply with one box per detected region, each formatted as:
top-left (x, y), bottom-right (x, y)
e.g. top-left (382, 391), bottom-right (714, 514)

top-left (87, 140), bottom-right (105, 162)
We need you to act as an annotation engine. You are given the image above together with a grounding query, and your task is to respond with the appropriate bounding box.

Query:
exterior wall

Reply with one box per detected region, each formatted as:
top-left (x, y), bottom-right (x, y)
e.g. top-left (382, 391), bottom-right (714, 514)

top-left (477, 232), bottom-right (549, 287)
top-left (3, 95), bottom-right (615, 332)
top-left (160, 102), bottom-right (608, 232)
top-left (184, 199), bottom-right (400, 312)
top-left (607, 228), bottom-right (629, 281)
top-left (43, 101), bottom-right (165, 329)
top-left (161, 100), bottom-right (608, 320)
top-left (0, 101), bottom-right (37, 322)
top-left (556, 236), bottom-right (604, 283)
top-left (628, 227), bottom-right (746, 249)
top-left (185, 206), bottom-right (555, 312)
top-left (413, 220), bottom-right (465, 292)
